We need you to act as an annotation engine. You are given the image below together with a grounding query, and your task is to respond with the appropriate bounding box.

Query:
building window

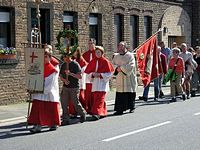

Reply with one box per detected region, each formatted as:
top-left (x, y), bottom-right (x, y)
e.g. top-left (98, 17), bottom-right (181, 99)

top-left (63, 11), bottom-right (77, 46)
top-left (130, 15), bottom-right (139, 50)
top-left (63, 11), bottom-right (77, 30)
top-left (114, 14), bottom-right (124, 49)
top-left (0, 8), bottom-right (12, 48)
top-left (144, 16), bottom-right (152, 40)
top-left (89, 13), bottom-right (102, 45)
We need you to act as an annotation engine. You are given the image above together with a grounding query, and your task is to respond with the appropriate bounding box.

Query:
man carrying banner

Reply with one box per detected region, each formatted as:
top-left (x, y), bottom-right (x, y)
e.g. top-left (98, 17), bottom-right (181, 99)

top-left (112, 41), bottom-right (137, 115)
top-left (139, 46), bottom-right (167, 101)
top-left (136, 34), bottom-right (162, 101)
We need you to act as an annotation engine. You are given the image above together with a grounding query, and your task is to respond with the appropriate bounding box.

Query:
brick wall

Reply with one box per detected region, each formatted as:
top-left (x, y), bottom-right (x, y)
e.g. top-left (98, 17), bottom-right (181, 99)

top-left (0, 0), bottom-right (194, 105)
top-left (191, 0), bottom-right (200, 46)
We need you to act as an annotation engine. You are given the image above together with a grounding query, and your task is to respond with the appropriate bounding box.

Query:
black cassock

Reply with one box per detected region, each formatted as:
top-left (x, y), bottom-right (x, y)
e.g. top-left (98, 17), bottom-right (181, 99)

top-left (114, 92), bottom-right (136, 113)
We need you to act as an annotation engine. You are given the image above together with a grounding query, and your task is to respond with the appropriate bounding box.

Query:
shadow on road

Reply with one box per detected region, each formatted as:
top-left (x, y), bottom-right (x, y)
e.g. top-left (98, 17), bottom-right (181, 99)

top-left (0, 122), bottom-right (31, 139)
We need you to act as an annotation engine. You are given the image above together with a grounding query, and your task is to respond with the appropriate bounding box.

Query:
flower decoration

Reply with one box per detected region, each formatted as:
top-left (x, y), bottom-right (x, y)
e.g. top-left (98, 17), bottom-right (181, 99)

top-left (55, 29), bottom-right (78, 56)
top-left (0, 47), bottom-right (17, 55)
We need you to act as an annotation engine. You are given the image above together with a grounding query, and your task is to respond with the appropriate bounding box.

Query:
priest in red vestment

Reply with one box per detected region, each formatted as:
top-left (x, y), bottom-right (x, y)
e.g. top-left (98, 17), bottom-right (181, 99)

top-left (85, 46), bottom-right (114, 120)
top-left (28, 47), bottom-right (61, 133)
top-left (82, 38), bottom-right (96, 113)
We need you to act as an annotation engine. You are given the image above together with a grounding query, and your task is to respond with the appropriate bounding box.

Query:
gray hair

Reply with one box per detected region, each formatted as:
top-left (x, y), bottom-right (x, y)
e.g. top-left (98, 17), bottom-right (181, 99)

top-left (172, 47), bottom-right (180, 53)
top-left (119, 41), bottom-right (128, 50)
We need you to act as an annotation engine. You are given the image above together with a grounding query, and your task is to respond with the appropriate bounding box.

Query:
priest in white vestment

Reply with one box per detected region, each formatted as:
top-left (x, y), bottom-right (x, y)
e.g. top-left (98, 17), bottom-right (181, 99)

top-left (112, 41), bottom-right (137, 115)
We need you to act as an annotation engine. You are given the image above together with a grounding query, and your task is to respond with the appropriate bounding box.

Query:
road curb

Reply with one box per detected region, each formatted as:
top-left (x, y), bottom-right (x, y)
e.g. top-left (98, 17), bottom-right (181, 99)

top-left (0, 90), bottom-right (171, 124)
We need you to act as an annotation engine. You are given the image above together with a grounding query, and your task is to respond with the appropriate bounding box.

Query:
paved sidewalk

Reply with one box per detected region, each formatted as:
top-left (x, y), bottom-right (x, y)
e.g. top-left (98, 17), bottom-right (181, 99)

top-left (0, 84), bottom-right (170, 124)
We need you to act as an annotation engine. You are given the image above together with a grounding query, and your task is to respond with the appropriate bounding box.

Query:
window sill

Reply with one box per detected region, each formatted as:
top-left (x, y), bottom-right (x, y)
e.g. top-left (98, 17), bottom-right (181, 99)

top-left (0, 54), bottom-right (20, 65)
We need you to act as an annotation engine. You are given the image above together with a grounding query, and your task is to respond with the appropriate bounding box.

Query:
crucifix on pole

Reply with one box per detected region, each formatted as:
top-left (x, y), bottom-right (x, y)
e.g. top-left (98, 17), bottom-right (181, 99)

top-left (34, 0), bottom-right (42, 47)
top-left (65, 25), bottom-right (72, 82)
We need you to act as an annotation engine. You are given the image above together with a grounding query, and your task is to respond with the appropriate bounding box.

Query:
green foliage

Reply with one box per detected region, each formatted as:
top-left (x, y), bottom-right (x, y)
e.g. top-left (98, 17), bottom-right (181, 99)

top-left (0, 47), bottom-right (17, 55)
top-left (55, 29), bottom-right (78, 56)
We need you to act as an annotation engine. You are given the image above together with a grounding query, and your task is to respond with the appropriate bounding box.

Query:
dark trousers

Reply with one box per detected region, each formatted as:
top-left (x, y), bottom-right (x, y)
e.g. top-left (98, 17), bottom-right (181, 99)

top-left (61, 87), bottom-right (86, 121)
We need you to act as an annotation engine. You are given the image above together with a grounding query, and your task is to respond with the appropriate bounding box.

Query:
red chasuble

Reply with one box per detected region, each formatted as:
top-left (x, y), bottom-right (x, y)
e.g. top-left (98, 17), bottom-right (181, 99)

top-left (85, 56), bottom-right (114, 74)
top-left (82, 50), bottom-right (96, 63)
top-left (75, 57), bottom-right (87, 68)
top-left (84, 56), bottom-right (114, 117)
top-left (50, 57), bottom-right (59, 66)
top-left (44, 62), bottom-right (57, 77)
top-left (82, 50), bottom-right (96, 113)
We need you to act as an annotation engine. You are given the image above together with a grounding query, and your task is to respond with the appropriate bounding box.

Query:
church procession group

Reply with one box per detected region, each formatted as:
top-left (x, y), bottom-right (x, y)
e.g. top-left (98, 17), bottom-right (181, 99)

top-left (27, 36), bottom-right (200, 134)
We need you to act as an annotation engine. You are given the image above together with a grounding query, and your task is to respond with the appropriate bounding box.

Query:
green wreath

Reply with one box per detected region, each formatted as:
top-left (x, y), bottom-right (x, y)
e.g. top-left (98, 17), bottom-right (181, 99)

top-left (55, 29), bottom-right (78, 56)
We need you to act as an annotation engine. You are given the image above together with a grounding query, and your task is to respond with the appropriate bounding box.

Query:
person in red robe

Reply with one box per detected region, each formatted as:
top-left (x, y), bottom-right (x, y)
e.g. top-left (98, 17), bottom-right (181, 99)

top-left (82, 38), bottom-right (96, 113)
top-left (85, 46), bottom-right (114, 120)
top-left (28, 47), bottom-right (61, 133)
top-left (69, 47), bottom-right (88, 116)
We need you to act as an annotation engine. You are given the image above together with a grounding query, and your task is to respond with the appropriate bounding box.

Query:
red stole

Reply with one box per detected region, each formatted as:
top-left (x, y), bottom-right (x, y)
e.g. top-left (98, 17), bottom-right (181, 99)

top-left (85, 56), bottom-right (114, 74)
top-left (75, 57), bottom-right (87, 68)
top-left (50, 57), bottom-right (59, 67)
top-left (44, 62), bottom-right (57, 78)
top-left (82, 50), bottom-right (96, 63)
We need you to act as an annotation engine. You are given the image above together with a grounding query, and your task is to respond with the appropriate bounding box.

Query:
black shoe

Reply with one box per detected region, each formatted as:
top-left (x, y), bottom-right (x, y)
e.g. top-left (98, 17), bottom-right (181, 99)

top-left (29, 125), bottom-right (41, 134)
top-left (80, 115), bottom-right (86, 123)
top-left (113, 111), bottom-right (123, 116)
top-left (139, 96), bottom-right (148, 102)
top-left (139, 96), bottom-right (144, 100)
top-left (191, 91), bottom-right (196, 97)
top-left (143, 97), bottom-right (148, 102)
top-left (182, 94), bottom-right (186, 101)
top-left (61, 120), bottom-right (70, 126)
top-left (154, 97), bottom-right (158, 101)
top-left (160, 91), bottom-right (164, 97)
top-left (170, 97), bottom-right (176, 103)
top-left (129, 108), bottom-right (135, 113)
top-left (92, 115), bottom-right (100, 120)
top-left (49, 125), bottom-right (58, 131)
top-left (70, 115), bottom-right (78, 119)
top-left (187, 95), bottom-right (190, 99)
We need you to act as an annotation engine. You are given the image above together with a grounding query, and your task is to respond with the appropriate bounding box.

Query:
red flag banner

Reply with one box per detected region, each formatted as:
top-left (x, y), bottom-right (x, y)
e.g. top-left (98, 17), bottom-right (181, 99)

top-left (136, 35), bottom-right (160, 87)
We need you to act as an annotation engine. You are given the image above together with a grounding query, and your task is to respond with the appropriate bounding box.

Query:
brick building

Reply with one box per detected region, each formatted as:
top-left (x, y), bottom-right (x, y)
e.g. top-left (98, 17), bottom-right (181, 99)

top-left (0, 0), bottom-right (199, 105)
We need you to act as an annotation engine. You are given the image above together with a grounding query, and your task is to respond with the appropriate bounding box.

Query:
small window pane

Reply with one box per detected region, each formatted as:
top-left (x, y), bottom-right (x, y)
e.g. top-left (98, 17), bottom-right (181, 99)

top-left (0, 12), bottom-right (10, 22)
top-left (0, 9), bottom-right (10, 47)
top-left (144, 16), bottom-right (152, 40)
top-left (63, 12), bottom-right (73, 23)
top-left (0, 23), bottom-right (9, 47)
top-left (130, 15), bottom-right (139, 50)
top-left (114, 14), bottom-right (123, 48)
top-left (89, 13), bottom-right (101, 45)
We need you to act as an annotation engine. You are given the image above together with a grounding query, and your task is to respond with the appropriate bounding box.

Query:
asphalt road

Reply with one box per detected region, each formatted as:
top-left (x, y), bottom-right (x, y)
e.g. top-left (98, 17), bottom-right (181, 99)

top-left (1, 95), bottom-right (200, 150)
